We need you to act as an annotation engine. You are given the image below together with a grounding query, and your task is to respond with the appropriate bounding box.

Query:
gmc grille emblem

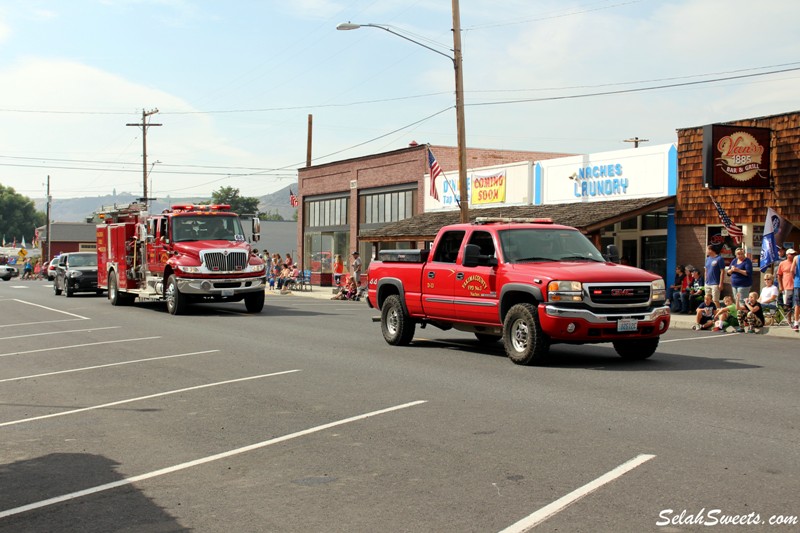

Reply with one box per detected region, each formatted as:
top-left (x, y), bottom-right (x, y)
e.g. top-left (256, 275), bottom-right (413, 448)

top-left (610, 289), bottom-right (634, 296)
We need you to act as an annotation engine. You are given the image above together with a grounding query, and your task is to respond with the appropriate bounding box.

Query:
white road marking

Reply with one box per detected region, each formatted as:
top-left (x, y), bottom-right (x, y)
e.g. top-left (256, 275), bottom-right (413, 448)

top-left (0, 318), bottom-right (89, 329)
top-left (0, 350), bottom-right (220, 384)
top-left (660, 335), bottom-right (739, 343)
top-left (0, 369), bottom-right (301, 428)
top-left (0, 336), bottom-right (162, 358)
top-left (11, 299), bottom-right (91, 320)
top-left (0, 399), bottom-right (427, 519)
top-left (0, 326), bottom-right (120, 341)
top-left (498, 454), bottom-right (656, 532)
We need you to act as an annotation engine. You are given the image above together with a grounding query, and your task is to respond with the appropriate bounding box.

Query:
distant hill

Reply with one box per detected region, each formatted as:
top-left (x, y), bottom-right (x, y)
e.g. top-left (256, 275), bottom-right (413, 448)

top-left (33, 185), bottom-right (299, 222)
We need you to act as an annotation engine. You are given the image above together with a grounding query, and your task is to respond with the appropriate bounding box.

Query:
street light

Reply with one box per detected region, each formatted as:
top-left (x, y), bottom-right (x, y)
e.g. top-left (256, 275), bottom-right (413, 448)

top-left (336, 5), bottom-right (469, 223)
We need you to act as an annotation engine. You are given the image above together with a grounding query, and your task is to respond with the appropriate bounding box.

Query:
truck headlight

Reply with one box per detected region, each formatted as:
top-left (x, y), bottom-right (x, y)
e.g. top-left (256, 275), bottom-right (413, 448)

top-left (651, 279), bottom-right (666, 302)
top-left (547, 280), bottom-right (583, 302)
top-left (249, 263), bottom-right (266, 273)
top-left (68, 270), bottom-right (82, 278)
top-left (178, 265), bottom-right (202, 274)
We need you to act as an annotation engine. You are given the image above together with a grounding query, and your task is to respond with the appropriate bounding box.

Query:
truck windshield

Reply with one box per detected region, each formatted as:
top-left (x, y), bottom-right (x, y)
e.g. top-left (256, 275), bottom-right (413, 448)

top-left (498, 228), bottom-right (605, 263)
top-left (172, 215), bottom-right (244, 242)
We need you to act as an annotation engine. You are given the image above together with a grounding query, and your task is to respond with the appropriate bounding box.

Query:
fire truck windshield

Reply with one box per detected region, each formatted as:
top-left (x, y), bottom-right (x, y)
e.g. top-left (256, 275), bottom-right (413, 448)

top-left (172, 215), bottom-right (244, 242)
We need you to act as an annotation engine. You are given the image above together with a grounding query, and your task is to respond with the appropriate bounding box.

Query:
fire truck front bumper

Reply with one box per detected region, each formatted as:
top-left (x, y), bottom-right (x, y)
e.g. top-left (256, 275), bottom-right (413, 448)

top-left (176, 276), bottom-right (266, 296)
top-left (540, 304), bottom-right (670, 341)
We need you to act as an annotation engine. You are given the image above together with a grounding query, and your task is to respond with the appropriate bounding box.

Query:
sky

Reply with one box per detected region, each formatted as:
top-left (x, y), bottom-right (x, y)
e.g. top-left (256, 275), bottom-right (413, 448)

top-left (0, 0), bottom-right (798, 200)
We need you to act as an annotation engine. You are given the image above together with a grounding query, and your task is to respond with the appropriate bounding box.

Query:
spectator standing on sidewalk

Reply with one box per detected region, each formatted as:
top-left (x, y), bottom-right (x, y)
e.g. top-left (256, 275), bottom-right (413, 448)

top-left (351, 251), bottom-right (362, 286)
top-left (792, 249), bottom-right (800, 332)
top-left (777, 248), bottom-right (795, 309)
top-left (704, 245), bottom-right (724, 308)
top-left (332, 254), bottom-right (344, 286)
top-left (727, 247), bottom-right (753, 303)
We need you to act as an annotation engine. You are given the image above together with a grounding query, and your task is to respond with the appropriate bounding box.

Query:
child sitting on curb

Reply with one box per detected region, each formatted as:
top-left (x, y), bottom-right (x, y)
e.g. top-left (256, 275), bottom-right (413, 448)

top-left (692, 294), bottom-right (716, 330)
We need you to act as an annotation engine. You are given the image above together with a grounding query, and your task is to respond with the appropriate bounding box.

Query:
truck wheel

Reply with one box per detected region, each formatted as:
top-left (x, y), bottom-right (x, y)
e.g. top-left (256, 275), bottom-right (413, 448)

top-left (503, 303), bottom-right (549, 365)
top-left (474, 333), bottom-right (501, 344)
top-left (165, 274), bottom-right (186, 315)
top-left (381, 295), bottom-right (415, 346)
top-left (53, 279), bottom-right (62, 295)
top-left (244, 290), bottom-right (265, 313)
top-left (613, 338), bottom-right (659, 360)
top-left (108, 272), bottom-right (129, 306)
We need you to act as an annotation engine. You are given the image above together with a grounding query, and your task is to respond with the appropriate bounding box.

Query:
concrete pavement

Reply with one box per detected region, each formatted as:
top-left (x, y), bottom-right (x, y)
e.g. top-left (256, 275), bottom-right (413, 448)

top-left (268, 286), bottom-right (799, 339)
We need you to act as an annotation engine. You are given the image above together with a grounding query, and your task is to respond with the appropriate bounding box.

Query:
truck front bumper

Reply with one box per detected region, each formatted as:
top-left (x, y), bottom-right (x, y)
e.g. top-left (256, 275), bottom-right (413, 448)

top-left (176, 276), bottom-right (266, 295)
top-left (540, 304), bottom-right (670, 341)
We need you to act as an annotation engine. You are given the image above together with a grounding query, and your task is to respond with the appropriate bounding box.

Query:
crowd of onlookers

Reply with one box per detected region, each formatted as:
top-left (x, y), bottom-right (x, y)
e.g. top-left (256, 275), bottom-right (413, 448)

top-left (258, 249), bottom-right (365, 300)
top-left (666, 245), bottom-right (799, 334)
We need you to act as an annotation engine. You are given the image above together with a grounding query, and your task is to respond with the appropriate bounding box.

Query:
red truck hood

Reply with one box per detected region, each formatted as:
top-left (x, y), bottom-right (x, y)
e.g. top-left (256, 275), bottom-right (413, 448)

top-left (508, 261), bottom-right (661, 283)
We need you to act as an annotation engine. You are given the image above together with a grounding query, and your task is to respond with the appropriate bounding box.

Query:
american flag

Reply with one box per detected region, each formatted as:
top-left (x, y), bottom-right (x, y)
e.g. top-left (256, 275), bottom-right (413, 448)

top-left (427, 148), bottom-right (444, 201)
top-left (289, 189), bottom-right (299, 207)
top-left (711, 196), bottom-right (743, 243)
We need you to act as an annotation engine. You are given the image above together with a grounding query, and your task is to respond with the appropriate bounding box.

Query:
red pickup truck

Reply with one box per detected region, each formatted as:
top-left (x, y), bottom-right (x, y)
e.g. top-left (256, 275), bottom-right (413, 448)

top-left (366, 217), bottom-right (670, 365)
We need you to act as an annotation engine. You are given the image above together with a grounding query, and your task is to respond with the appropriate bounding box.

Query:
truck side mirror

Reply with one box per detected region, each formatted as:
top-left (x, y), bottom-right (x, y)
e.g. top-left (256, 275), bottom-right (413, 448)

top-left (605, 244), bottom-right (620, 263)
top-left (251, 218), bottom-right (261, 242)
top-left (463, 244), bottom-right (498, 268)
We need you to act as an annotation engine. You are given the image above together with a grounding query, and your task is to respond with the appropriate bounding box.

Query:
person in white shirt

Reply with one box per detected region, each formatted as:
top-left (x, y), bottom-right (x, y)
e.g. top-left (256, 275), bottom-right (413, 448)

top-left (758, 274), bottom-right (779, 311)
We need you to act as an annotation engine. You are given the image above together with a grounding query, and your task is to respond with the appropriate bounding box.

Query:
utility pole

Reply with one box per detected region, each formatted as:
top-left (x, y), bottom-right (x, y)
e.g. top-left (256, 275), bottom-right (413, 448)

top-left (127, 108), bottom-right (162, 209)
top-left (46, 175), bottom-right (51, 262)
top-left (624, 136), bottom-right (649, 148)
top-left (452, 0), bottom-right (469, 223)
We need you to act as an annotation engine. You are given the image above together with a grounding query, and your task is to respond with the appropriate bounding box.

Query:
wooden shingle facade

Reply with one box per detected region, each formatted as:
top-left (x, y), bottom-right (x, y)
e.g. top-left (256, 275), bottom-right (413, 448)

top-left (675, 110), bottom-right (800, 271)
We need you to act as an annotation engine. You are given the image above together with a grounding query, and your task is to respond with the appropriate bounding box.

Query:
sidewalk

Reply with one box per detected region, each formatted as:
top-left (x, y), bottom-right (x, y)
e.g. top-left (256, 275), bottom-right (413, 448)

top-left (270, 286), bottom-right (798, 339)
top-left (669, 311), bottom-right (798, 338)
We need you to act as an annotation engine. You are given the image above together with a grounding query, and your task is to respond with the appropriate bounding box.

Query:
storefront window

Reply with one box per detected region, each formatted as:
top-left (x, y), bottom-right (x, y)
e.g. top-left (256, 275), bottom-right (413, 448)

top-left (620, 217), bottom-right (638, 230)
top-left (360, 189), bottom-right (415, 224)
top-left (642, 212), bottom-right (668, 230)
top-left (641, 235), bottom-right (667, 280)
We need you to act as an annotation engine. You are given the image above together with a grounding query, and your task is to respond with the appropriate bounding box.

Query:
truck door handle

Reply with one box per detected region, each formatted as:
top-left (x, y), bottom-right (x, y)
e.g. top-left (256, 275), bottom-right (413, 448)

top-left (456, 272), bottom-right (464, 280)
top-left (428, 271), bottom-right (435, 279)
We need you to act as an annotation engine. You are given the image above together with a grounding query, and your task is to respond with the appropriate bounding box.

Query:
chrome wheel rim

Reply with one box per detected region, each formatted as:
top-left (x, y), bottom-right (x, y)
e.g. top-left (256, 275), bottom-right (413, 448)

top-left (386, 308), bottom-right (400, 336)
top-left (511, 318), bottom-right (529, 352)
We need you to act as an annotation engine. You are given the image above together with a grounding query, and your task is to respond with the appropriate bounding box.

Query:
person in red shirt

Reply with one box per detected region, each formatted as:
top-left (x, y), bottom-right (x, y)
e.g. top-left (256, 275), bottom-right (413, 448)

top-left (777, 248), bottom-right (796, 308)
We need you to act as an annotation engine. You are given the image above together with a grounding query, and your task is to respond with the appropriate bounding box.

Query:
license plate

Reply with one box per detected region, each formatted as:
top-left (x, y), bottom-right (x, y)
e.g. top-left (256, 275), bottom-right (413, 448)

top-left (221, 289), bottom-right (234, 297)
top-left (617, 318), bottom-right (638, 332)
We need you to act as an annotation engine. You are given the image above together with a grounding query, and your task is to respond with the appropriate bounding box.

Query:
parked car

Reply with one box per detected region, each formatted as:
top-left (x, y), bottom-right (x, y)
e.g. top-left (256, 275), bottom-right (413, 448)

top-left (0, 264), bottom-right (19, 281)
top-left (53, 252), bottom-right (101, 297)
top-left (47, 257), bottom-right (59, 280)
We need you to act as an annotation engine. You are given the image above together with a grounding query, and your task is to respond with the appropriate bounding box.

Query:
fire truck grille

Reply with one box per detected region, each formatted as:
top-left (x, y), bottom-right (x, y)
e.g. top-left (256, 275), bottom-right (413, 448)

top-left (203, 251), bottom-right (248, 272)
top-left (587, 285), bottom-right (651, 305)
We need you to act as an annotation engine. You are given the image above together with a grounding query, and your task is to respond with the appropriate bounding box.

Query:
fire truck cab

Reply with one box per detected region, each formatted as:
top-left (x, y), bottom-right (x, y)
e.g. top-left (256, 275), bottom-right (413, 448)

top-left (96, 203), bottom-right (267, 315)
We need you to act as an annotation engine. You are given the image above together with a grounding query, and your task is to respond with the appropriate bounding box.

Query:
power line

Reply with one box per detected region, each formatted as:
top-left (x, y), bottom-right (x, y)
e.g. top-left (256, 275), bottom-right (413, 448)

top-left (467, 66), bottom-right (800, 107)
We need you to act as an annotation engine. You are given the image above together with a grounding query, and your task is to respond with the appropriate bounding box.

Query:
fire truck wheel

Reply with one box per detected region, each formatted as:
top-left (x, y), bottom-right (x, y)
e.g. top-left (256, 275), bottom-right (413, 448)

top-left (244, 290), bottom-right (265, 313)
top-left (108, 272), bottom-right (128, 306)
top-left (53, 278), bottom-right (62, 296)
top-left (502, 303), bottom-right (550, 365)
top-left (612, 338), bottom-right (658, 360)
top-left (381, 295), bottom-right (415, 346)
top-left (165, 274), bottom-right (187, 315)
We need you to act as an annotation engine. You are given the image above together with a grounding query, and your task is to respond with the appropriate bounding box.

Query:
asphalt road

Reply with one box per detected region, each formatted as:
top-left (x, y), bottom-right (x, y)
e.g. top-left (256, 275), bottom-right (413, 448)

top-left (1, 280), bottom-right (798, 532)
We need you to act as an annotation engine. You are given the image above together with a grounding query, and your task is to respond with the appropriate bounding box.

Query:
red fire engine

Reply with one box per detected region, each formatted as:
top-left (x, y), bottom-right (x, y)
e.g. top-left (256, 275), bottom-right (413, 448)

top-left (96, 202), bottom-right (267, 315)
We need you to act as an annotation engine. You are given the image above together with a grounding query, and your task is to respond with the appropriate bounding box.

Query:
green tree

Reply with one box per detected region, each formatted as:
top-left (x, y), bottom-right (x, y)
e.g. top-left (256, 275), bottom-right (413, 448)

top-left (0, 184), bottom-right (46, 243)
top-left (208, 186), bottom-right (261, 215)
top-left (257, 210), bottom-right (284, 221)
